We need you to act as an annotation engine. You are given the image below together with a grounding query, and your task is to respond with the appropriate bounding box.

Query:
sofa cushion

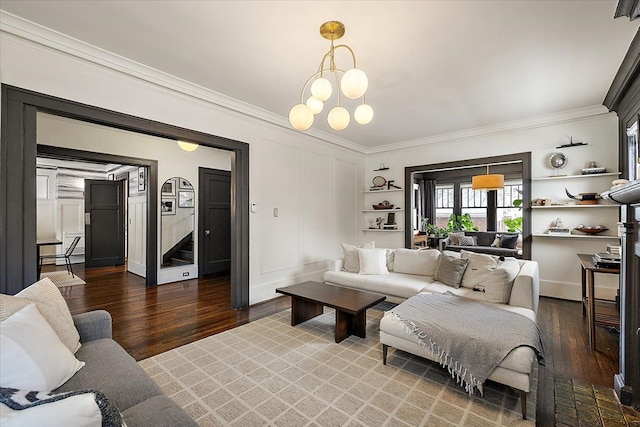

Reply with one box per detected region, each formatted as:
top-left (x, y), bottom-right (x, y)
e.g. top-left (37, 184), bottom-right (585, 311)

top-left (358, 248), bottom-right (389, 275)
top-left (324, 271), bottom-right (431, 299)
top-left (458, 235), bottom-right (476, 246)
top-left (392, 248), bottom-right (440, 276)
top-left (448, 232), bottom-right (465, 245)
top-left (475, 232), bottom-right (497, 247)
top-left (460, 250), bottom-right (501, 289)
top-left (0, 387), bottom-right (123, 427)
top-left (342, 242), bottom-right (374, 272)
top-left (483, 260), bottom-right (521, 303)
top-left (1, 278), bottom-right (80, 353)
top-left (122, 395), bottom-right (198, 427)
top-left (0, 304), bottom-right (85, 392)
top-left (500, 234), bottom-right (519, 249)
top-left (55, 338), bottom-right (162, 412)
top-left (433, 255), bottom-right (468, 288)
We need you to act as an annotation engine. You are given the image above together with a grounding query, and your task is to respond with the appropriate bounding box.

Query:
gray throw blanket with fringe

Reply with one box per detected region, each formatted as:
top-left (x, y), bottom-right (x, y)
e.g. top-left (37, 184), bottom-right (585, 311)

top-left (389, 292), bottom-right (544, 395)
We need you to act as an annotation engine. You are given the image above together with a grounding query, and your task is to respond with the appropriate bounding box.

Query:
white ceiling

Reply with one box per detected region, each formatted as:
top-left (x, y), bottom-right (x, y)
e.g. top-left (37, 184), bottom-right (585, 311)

top-left (1, 1), bottom-right (638, 151)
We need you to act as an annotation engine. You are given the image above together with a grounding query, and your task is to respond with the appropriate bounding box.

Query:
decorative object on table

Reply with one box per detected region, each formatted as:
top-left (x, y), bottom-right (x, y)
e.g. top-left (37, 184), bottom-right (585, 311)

top-left (565, 188), bottom-right (600, 205)
top-left (547, 152), bottom-right (568, 176)
top-left (581, 160), bottom-right (606, 175)
top-left (555, 136), bottom-right (587, 149)
top-left (372, 200), bottom-right (393, 210)
top-left (548, 218), bottom-right (570, 235)
top-left (288, 21), bottom-right (373, 132)
top-left (373, 163), bottom-right (389, 171)
top-left (574, 224), bottom-right (609, 235)
top-left (471, 165), bottom-right (504, 190)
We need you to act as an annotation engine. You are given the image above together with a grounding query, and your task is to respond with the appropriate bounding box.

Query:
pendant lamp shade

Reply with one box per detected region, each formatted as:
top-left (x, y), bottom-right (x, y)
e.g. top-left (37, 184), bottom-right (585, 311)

top-left (472, 165), bottom-right (504, 190)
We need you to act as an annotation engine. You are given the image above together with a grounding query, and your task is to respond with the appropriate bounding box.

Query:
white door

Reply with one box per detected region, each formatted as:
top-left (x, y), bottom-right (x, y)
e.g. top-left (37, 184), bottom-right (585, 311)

top-left (127, 195), bottom-right (147, 277)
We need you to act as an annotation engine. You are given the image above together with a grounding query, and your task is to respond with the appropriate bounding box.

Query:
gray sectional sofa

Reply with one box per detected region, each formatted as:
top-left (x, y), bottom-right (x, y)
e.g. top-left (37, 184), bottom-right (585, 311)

top-left (55, 310), bottom-right (197, 427)
top-left (440, 231), bottom-right (522, 257)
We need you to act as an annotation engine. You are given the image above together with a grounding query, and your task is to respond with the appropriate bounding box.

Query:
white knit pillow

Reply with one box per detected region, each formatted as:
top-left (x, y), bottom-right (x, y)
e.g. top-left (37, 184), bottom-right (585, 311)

top-left (357, 248), bottom-right (389, 275)
top-left (0, 304), bottom-right (84, 391)
top-left (0, 278), bottom-right (80, 353)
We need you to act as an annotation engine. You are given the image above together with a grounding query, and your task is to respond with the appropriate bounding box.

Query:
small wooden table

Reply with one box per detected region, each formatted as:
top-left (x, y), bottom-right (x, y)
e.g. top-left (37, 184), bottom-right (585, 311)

top-left (37, 238), bottom-right (62, 279)
top-left (276, 281), bottom-right (386, 343)
top-left (577, 253), bottom-right (620, 350)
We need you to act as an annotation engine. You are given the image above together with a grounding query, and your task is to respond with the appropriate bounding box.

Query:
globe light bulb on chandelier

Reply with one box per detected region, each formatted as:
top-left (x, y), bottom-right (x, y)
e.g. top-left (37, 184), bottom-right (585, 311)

top-left (289, 21), bottom-right (373, 132)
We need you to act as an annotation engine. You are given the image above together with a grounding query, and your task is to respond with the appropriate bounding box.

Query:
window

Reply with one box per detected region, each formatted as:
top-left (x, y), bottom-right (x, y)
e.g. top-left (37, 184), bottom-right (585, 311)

top-left (435, 184), bottom-right (454, 229)
top-left (462, 184), bottom-right (487, 231)
top-left (496, 182), bottom-right (523, 232)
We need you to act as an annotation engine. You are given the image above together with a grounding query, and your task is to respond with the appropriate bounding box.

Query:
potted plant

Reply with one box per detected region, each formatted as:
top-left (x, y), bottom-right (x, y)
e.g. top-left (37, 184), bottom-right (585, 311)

top-left (447, 213), bottom-right (479, 232)
top-left (503, 216), bottom-right (523, 233)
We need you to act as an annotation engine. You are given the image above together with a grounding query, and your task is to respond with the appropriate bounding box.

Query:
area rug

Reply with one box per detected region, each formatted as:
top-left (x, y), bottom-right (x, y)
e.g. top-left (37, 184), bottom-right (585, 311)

top-left (140, 306), bottom-right (537, 426)
top-left (39, 271), bottom-right (86, 288)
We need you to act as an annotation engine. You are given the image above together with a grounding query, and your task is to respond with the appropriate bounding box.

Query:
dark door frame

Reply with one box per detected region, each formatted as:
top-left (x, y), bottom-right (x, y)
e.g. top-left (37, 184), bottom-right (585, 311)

top-left (0, 85), bottom-right (250, 309)
top-left (404, 152), bottom-right (532, 259)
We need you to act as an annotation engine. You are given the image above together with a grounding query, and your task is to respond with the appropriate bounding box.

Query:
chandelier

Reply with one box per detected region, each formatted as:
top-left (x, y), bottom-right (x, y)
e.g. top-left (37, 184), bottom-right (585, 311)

top-left (289, 21), bottom-right (373, 131)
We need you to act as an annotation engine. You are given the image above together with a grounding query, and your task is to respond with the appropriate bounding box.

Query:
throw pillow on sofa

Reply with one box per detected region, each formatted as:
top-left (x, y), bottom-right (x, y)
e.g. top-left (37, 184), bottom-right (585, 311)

top-left (0, 387), bottom-right (124, 427)
top-left (500, 234), bottom-right (519, 249)
top-left (448, 232), bottom-right (465, 246)
top-left (458, 236), bottom-right (476, 246)
top-left (342, 241), bottom-right (374, 272)
top-left (481, 260), bottom-right (521, 303)
top-left (392, 248), bottom-right (441, 276)
top-left (460, 250), bottom-right (501, 289)
top-left (0, 278), bottom-right (80, 353)
top-left (433, 255), bottom-right (469, 288)
top-left (0, 304), bottom-right (84, 392)
top-left (358, 248), bottom-right (389, 275)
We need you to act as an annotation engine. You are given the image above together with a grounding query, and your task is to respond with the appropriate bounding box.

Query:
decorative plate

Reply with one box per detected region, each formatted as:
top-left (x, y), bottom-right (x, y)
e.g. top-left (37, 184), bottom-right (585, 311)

top-left (548, 152), bottom-right (567, 169)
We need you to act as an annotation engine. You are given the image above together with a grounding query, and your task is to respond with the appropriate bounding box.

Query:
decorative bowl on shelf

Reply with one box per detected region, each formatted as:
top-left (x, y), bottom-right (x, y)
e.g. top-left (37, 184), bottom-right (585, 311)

top-left (372, 200), bottom-right (394, 210)
top-left (573, 225), bottom-right (609, 235)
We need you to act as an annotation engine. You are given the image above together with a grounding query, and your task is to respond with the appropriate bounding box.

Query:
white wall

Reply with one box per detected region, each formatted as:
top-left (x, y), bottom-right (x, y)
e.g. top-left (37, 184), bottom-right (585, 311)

top-left (365, 113), bottom-right (621, 301)
top-left (1, 29), bottom-right (364, 303)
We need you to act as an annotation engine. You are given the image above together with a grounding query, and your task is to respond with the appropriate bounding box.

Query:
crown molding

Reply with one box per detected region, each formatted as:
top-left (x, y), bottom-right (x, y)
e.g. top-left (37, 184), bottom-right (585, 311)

top-left (367, 105), bottom-right (613, 154)
top-left (0, 11), bottom-right (367, 154)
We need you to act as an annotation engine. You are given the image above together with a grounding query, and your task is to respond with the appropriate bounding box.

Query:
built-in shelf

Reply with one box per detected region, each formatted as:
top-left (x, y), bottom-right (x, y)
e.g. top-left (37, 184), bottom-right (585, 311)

top-left (362, 229), bottom-right (404, 232)
top-left (531, 172), bottom-right (620, 181)
top-left (531, 204), bottom-right (618, 209)
top-left (362, 188), bottom-right (404, 193)
top-left (533, 233), bottom-right (621, 240)
top-left (362, 209), bottom-right (404, 212)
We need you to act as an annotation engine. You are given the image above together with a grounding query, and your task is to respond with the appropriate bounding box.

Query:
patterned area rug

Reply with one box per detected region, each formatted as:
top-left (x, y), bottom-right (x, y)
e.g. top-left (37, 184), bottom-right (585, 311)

top-left (140, 306), bottom-right (537, 426)
top-left (39, 271), bottom-right (86, 288)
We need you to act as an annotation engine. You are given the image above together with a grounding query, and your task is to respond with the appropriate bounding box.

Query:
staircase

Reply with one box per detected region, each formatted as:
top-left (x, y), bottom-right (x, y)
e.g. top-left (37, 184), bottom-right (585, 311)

top-left (162, 233), bottom-right (194, 267)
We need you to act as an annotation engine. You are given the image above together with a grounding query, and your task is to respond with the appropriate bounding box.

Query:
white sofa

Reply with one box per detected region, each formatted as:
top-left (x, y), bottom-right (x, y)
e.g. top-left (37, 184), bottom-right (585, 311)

top-left (323, 247), bottom-right (540, 419)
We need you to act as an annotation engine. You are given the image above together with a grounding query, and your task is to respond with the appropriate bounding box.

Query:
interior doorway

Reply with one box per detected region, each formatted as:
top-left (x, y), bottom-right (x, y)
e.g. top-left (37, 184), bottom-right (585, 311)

top-left (1, 84), bottom-right (249, 308)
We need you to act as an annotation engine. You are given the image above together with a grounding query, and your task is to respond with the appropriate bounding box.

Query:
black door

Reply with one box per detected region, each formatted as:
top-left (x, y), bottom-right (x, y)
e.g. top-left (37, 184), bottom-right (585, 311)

top-left (198, 168), bottom-right (231, 275)
top-left (84, 180), bottom-right (125, 268)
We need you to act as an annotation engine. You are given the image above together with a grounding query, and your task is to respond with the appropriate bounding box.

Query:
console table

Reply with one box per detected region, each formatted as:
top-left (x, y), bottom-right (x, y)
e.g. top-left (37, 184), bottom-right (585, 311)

top-left (577, 253), bottom-right (620, 350)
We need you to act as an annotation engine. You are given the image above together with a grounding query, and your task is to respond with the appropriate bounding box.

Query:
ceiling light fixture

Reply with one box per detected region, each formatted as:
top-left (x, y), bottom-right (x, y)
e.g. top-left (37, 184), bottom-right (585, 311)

top-left (289, 21), bottom-right (373, 132)
top-left (472, 165), bottom-right (504, 191)
top-left (178, 141), bottom-right (199, 152)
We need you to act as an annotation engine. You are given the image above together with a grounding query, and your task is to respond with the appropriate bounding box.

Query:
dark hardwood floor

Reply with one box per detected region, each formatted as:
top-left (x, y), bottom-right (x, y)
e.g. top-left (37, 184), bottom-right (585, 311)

top-left (45, 263), bottom-right (620, 425)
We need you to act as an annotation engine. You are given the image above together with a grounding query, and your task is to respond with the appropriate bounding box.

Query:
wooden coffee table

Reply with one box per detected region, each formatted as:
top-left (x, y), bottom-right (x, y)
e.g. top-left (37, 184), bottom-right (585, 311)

top-left (276, 281), bottom-right (386, 343)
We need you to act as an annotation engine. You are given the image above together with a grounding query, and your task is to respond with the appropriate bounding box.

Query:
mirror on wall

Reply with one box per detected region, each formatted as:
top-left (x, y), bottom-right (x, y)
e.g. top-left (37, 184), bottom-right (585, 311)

top-left (161, 177), bottom-right (195, 268)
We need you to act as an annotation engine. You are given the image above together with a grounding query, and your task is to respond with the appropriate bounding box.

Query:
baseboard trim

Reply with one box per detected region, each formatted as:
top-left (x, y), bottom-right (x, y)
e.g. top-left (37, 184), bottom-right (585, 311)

top-left (540, 280), bottom-right (618, 302)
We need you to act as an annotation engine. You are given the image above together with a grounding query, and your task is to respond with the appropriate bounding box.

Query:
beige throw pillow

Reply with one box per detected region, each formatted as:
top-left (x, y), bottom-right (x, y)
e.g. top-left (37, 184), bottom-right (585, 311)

top-left (342, 241), bottom-right (374, 272)
top-left (0, 278), bottom-right (81, 353)
top-left (460, 250), bottom-right (501, 289)
top-left (392, 248), bottom-right (441, 276)
top-left (482, 260), bottom-right (521, 303)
